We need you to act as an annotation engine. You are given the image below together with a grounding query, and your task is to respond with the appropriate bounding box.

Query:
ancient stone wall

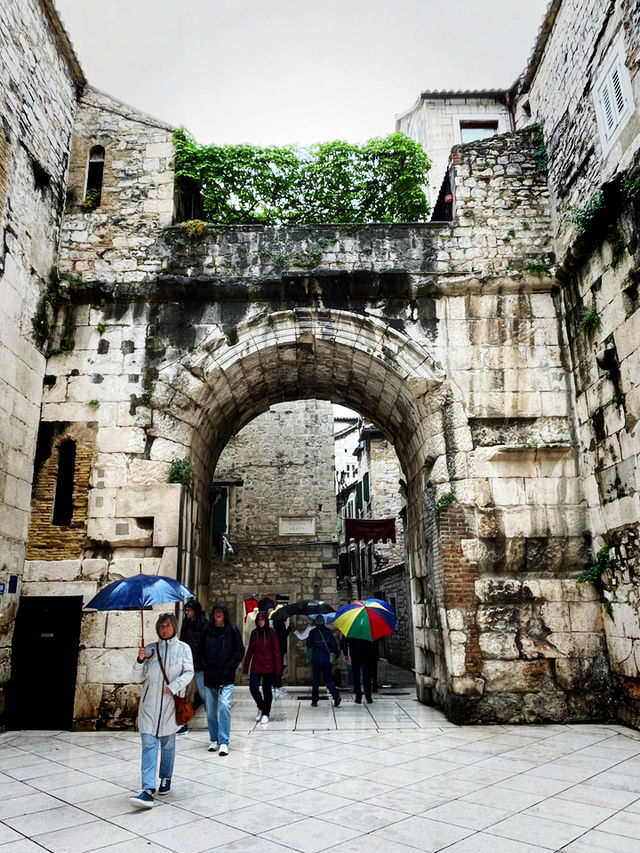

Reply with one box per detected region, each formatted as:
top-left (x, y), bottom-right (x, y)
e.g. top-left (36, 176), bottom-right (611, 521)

top-left (59, 87), bottom-right (174, 284)
top-left (516, 0), bottom-right (640, 251)
top-left (0, 0), bottom-right (81, 690)
top-left (516, 0), bottom-right (640, 727)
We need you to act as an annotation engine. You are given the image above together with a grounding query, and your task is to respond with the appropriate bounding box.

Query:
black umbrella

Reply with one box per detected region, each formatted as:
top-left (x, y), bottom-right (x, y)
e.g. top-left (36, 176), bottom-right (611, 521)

top-left (270, 600), bottom-right (335, 621)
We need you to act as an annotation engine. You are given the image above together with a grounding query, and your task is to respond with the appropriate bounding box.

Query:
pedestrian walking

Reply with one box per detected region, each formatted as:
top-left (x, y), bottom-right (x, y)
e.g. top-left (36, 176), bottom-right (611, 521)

top-left (177, 598), bottom-right (208, 732)
top-left (242, 610), bottom-right (282, 722)
top-left (199, 603), bottom-right (244, 755)
top-left (306, 615), bottom-right (341, 707)
top-left (272, 612), bottom-right (292, 698)
top-left (129, 613), bottom-right (194, 809)
top-left (346, 637), bottom-right (375, 703)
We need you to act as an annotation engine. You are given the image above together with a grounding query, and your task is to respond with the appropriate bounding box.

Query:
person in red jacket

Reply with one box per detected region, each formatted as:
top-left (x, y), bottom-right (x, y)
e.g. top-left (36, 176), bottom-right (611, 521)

top-left (242, 610), bottom-right (282, 723)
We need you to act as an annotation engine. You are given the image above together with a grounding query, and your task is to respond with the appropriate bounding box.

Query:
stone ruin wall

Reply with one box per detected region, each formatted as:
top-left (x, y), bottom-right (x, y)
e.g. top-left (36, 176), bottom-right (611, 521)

top-left (0, 0), bottom-right (82, 695)
top-left (516, 0), bottom-right (640, 726)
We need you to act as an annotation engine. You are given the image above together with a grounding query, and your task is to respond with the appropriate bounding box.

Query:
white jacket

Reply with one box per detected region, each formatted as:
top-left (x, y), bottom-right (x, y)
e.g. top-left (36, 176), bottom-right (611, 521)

top-left (132, 636), bottom-right (194, 737)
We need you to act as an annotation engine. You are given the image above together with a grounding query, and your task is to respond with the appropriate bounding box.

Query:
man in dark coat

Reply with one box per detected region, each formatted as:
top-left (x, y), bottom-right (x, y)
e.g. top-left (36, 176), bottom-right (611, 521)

top-left (306, 615), bottom-right (341, 707)
top-left (346, 637), bottom-right (375, 703)
top-left (199, 603), bottom-right (244, 754)
top-left (177, 598), bottom-right (208, 732)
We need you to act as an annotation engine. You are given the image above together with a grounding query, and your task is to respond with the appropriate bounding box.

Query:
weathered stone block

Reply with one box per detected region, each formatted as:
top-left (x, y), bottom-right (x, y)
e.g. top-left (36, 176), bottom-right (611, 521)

top-left (479, 631), bottom-right (519, 659)
top-left (483, 659), bottom-right (553, 692)
top-left (23, 559), bottom-right (81, 582)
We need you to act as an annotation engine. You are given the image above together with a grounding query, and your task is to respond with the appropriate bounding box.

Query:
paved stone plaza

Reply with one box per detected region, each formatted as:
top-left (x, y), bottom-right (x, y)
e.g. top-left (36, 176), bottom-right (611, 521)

top-left (1, 688), bottom-right (640, 852)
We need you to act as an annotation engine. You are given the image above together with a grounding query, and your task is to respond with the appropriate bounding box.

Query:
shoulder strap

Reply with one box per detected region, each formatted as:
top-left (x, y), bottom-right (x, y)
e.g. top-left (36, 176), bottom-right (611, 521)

top-left (156, 644), bottom-right (170, 685)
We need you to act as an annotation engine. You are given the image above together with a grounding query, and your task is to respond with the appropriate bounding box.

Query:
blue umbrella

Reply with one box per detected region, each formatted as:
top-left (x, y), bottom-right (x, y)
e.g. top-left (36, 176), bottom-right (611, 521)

top-left (85, 573), bottom-right (194, 645)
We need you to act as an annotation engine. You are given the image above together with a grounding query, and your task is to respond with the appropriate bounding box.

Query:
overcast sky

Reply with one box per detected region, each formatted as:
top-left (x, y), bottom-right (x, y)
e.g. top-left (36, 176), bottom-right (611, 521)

top-left (54, 0), bottom-right (549, 147)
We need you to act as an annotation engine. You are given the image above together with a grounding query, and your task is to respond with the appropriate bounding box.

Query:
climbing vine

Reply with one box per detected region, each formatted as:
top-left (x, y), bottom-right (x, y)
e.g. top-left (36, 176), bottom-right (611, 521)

top-left (168, 457), bottom-right (194, 493)
top-left (435, 492), bottom-right (456, 520)
top-left (577, 545), bottom-right (615, 615)
top-left (173, 129), bottom-right (431, 225)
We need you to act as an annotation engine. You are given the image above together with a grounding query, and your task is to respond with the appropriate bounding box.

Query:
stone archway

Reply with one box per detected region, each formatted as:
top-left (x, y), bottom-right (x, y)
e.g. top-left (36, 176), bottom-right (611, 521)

top-left (149, 307), bottom-right (453, 704)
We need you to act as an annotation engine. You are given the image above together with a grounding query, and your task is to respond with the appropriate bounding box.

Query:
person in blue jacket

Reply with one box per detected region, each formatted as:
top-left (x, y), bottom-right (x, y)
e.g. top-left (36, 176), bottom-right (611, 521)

top-left (306, 615), bottom-right (341, 707)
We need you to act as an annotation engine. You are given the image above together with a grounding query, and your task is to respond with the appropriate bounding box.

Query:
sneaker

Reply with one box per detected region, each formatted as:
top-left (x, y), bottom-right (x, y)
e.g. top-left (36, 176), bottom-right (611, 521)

top-left (255, 711), bottom-right (262, 721)
top-left (158, 778), bottom-right (171, 795)
top-left (208, 741), bottom-right (219, 752)
top-left (334, 695), bottom-right (341, 707)
top-left (260, 715), bottom-right (269, 723)
top-left (129, 789), bottom-right (154, 809)
top-left (218, 743), bottom-right (229, 756)
top-left (177, 724), bottom-right (189, 734)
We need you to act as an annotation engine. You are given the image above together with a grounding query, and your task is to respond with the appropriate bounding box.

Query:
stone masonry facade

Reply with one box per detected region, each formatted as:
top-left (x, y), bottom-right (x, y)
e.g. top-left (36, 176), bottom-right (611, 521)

top-left (0, 0), bottom-right (639, 731)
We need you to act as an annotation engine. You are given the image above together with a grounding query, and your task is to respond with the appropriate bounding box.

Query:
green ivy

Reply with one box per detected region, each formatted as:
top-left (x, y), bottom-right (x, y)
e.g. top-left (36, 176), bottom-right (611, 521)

top-left (173, 129), bottom-right (431, 225)
top-left (579, 306), bottom-right (602, 337)
top-left (577, 545), bottom-right (614, 587)
top-left (529, 124), bottom-right (548, 174)
top-left (168, 457), bottom-right (194, 493)
top-left (435, 492), bottom-right (456, 519)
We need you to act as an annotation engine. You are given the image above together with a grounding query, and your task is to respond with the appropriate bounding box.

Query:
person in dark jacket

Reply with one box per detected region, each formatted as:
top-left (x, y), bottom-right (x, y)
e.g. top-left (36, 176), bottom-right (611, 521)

top-left (199, 603), bottom-right (244, 755)
top-left (177, 598), bottom-right (209, 732)
top-left (306, 615), bottom-right (341, 707)
top-left (272, 616), bottom-right (292, 697)
top-left (242, 610), bottom-right (282, 723)
top-left (346, 637), bottom-right (375, 703)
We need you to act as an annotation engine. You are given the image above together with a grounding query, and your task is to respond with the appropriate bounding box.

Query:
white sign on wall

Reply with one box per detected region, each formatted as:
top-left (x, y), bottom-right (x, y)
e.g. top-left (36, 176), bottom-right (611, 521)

top-left (279, 517), bottom-right (316, 536)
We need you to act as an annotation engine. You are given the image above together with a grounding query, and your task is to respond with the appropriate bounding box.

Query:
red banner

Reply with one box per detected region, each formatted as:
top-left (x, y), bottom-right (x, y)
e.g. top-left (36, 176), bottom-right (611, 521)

top-left (345, 517), bottom-right (396, 544)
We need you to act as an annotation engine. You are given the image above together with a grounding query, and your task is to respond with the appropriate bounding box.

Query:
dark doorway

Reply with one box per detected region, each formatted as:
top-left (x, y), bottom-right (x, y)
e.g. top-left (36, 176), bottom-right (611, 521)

top-left (7, 596), bottom-right (83, 730)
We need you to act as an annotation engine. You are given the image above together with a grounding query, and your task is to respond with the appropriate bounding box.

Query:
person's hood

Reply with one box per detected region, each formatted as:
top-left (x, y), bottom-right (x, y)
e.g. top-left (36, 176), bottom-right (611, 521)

top-left (185, 598), bottom-right (205, 620)
top-left (211, 602), bottom-right (231, 625)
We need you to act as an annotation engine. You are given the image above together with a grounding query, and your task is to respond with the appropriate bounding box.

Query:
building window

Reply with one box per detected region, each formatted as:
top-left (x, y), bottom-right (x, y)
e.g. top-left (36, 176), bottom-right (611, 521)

top-left (595, 36), bottom-right (633, 152)
top-left (459, 121), bottom-right (498, 144)
top-left (212, 486), bottom-right (229, 533)
top-left (362, 472), bottom-right (370, 503)
top-left (84, 145), bottom-right (105, 207)
top-left (52, 439), bottom-right (75, 526)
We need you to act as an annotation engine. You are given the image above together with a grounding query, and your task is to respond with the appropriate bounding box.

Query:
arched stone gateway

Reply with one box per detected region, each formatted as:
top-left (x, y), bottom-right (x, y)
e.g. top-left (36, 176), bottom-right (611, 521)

top-left (28, 251), bottom-right (612, 727)
top-left (16, 91), bottom-right (615, 730)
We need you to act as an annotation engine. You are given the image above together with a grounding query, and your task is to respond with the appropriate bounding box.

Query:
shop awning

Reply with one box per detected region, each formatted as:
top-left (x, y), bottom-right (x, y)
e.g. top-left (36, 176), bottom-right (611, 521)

top-left (345, 517), bottom-right (396, 544)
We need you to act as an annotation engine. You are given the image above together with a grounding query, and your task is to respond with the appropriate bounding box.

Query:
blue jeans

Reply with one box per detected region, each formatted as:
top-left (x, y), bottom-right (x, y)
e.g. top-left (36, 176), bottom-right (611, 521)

top-left (140, 732), bottom-right (175, 791)
top-left (202, 683), bottom-right (233, 745)
top-left (311, 662), bottom-right (339, 702)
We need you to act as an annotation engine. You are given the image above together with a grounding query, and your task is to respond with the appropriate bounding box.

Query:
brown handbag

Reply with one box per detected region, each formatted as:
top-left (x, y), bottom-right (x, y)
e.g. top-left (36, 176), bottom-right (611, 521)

top-left (157, 647), bottom-right (195, 726)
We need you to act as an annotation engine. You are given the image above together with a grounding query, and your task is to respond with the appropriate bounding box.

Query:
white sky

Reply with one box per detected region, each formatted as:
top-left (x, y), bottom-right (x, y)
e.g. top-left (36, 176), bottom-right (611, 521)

top-left (54, 0), bottom-right (549, 148)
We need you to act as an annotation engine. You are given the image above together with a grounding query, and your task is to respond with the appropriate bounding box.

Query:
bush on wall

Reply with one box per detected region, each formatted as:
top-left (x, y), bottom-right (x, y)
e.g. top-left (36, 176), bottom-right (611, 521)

top-left (173, 129), bottom-right (431, 225)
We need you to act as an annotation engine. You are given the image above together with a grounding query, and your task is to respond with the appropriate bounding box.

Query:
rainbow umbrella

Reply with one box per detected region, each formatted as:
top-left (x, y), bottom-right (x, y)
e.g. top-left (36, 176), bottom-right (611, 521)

top-left (333, 599), bottom-right (397, 641)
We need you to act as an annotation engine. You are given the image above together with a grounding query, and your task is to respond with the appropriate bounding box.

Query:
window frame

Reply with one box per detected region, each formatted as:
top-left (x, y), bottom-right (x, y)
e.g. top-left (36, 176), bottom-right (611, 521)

top-left (594, 35), bottom-right (634, 154)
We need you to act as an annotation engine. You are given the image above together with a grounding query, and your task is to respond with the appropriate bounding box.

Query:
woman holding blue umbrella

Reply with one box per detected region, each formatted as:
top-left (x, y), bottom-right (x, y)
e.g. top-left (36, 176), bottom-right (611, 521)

top-left (129, 612), bottom-right (193, 809)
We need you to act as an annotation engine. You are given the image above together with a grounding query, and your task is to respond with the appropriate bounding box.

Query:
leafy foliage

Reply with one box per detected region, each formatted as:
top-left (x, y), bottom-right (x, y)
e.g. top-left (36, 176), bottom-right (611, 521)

top-left (579, 306), bottom-right (602, 337)
top-left (577, 545), bottom-right (613, 586)
top-left (173, 129), bottom-right (431, 225)
top-left (168, 457), bottom-right (194, 493)
top-left (435, 492), bottom-right (456, 520)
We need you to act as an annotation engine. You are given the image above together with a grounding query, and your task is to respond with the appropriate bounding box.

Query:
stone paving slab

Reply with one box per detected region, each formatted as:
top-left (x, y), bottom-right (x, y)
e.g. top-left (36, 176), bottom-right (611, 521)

top-left (0, 687), bottom-right (639, 851)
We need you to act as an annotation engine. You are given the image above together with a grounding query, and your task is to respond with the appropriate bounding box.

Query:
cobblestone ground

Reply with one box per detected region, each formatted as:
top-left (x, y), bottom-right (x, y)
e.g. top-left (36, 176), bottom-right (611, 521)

top-left (1, 683), bottom-right (640, 852)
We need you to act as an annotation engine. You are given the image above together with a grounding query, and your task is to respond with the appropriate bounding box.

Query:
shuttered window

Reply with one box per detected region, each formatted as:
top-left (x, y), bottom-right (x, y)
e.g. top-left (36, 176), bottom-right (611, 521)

top-left (595, 38), bottom-right (633, 150)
